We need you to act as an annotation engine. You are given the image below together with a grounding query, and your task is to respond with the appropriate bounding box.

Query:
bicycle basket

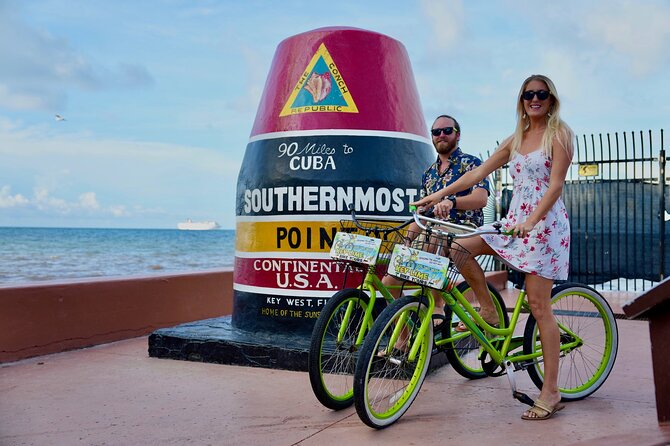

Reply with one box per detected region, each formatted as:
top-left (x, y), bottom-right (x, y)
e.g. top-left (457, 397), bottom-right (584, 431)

top-left (390, 229), bottom-right (470, 291)
top-left (332, 219), bottom-right (408, 276)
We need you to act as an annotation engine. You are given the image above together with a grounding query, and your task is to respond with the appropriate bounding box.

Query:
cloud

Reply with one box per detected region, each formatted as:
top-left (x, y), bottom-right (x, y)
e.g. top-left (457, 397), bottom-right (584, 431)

top-left (581, 1), bottom-right (670, 76)
top-left (419, 0), bottom-right (464, 50)
top-left (0, 116), bottom-right (240, 226)
top-left (0, 2), bottom-right (154, 112)
top-left (226, 44), bottom-right (268, 114)
top-left (1, 185), bottom-right (136, 218)
top-left (78, 191), bottom-right (100, 210)
top-left (116, 63), bottom-right (154, 88)
top-left (33, 187), bottom-right (69, 213)
top-left (0, 83), bottom-right (60, 110)
top-left (504, 0), bottom-right (670, 78)
top-left (0, 185), bottom-right (29, 208)
top-left (109, 205), bottom-right (128, 217)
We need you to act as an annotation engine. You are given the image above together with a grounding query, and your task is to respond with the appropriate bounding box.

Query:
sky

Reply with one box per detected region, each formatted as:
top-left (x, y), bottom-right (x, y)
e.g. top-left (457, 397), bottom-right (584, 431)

top-left (1, 0), bottom-right (668, 229)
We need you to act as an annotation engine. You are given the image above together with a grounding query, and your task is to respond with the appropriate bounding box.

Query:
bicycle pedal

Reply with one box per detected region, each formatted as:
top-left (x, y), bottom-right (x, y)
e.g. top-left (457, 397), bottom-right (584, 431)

top-left (513, 391), bottom-right (535, 407)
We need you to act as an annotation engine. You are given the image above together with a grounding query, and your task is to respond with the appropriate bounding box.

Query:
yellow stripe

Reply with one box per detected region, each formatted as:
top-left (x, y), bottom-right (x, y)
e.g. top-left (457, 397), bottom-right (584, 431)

top-left (236, 220), bottom-right (341, 252)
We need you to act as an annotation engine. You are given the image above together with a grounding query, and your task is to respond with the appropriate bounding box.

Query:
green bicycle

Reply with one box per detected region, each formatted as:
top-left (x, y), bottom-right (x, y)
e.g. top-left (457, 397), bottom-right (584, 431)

top-left (352, 210), bottom-right (619, 428)
top-left (308, 209), bottom-right (506, 410)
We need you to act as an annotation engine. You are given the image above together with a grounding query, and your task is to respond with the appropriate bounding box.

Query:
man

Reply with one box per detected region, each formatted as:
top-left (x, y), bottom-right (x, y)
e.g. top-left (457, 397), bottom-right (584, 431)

top-left (385, 114), bottom-right (490, 327)
top-left (420, 114), bottom-right (489, 226)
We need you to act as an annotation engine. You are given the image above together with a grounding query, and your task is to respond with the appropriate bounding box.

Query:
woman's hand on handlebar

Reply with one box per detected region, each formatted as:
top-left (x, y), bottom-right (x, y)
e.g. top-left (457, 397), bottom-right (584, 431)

top-left (509, 220), bottom-right (536, 238)
top-left (410, 194), bottom-right (438, 211)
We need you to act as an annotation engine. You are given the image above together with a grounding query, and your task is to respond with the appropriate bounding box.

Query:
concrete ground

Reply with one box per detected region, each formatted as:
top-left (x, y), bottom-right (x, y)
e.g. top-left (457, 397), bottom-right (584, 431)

top-left (1, 315), bottom-right (669, 446)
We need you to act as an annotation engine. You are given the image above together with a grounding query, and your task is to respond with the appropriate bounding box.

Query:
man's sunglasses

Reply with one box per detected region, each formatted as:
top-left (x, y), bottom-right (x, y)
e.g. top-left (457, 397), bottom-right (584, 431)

top-left (522, 90), bottom-right (551, 101)
top-left (431, 127), bottom-right (458, 137)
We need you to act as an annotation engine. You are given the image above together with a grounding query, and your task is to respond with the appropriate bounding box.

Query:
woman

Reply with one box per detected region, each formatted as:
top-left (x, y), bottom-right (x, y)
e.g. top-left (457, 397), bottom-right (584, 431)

top-left (411, 74), bottom-right (574, 421)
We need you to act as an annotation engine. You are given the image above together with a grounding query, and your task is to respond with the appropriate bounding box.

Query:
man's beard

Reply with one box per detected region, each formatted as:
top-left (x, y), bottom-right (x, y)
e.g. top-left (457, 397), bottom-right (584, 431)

top-left (434, 139), bottom-right (456, 156)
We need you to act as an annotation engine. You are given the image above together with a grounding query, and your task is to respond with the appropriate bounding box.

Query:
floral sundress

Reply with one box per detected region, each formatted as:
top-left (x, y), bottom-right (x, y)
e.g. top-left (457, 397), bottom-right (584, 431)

top-left (480, 149), bottom-right (570, 280)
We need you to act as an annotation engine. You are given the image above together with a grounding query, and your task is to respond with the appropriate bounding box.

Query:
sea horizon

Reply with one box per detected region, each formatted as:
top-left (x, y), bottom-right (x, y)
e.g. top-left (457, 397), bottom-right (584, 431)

top-left (0, 226), bottom-right (659, 293)
top-left (0, 225), bottom-right (236, 231)
top-left (0, 227), bottom-right (236, 285)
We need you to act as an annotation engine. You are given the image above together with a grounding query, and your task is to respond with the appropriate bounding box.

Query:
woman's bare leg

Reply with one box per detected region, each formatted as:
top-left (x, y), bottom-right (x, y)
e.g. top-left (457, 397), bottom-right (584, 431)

top-left (453, 236), bottom-right (498, 322)
top-left (523, 274), bottom-right (561, 416)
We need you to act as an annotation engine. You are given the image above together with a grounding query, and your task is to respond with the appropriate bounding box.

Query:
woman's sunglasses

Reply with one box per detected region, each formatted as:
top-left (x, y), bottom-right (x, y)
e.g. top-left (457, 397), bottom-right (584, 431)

top-left (522, 90), bottom-right (551, 101)
top-left (431, 127), bottom-right (458, 137)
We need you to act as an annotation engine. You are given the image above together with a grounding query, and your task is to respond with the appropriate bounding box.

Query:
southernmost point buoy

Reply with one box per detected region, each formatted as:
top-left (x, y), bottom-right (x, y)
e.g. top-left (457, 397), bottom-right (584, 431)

top-left (148, 27), bottom-right (436, 370)
top-left (233, 27), bottom-right (435, 334)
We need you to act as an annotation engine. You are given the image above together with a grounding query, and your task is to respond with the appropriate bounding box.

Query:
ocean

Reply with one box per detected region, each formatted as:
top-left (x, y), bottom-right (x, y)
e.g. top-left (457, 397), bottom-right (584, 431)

top-left (0, 227), bottom-right (236, 285)
top-left (0, 227), bottom-right (659, 292)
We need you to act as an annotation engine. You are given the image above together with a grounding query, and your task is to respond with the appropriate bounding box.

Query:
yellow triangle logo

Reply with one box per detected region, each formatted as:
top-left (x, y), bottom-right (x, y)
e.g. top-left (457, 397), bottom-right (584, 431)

top-left (279, 43), bottom-right (358, 117)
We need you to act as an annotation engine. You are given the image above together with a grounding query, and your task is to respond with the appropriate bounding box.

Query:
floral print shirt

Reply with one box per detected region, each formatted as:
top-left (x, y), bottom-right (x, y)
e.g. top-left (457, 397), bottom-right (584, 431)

top-left (421, 148), bottom-right (490, 227)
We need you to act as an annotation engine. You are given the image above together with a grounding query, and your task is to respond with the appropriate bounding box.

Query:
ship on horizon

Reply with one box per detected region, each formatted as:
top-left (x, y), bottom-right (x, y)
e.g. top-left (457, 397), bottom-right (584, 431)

top-left (177, 219), bottom-right (220, 231)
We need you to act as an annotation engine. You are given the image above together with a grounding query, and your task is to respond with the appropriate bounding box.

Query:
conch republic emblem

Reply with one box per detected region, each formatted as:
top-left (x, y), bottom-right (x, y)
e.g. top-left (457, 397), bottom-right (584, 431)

top-left (279, 43), bottom-right (358, 116)
top-left (234, 27), bottom-right (435, 333)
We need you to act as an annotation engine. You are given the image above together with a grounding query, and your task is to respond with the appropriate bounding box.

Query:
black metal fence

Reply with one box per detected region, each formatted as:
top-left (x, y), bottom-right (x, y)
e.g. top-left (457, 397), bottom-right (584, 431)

top-left (490, 129), bottom-right (667, 292)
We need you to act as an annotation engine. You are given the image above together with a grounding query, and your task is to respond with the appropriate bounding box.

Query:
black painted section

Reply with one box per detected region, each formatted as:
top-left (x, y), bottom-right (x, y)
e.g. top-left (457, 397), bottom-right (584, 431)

top-left (231, 290), bottom-right (315, 335)
top-left (236, 135), bottom-right (434, 217)
top-left (148, 315), bottom-right (449, 372)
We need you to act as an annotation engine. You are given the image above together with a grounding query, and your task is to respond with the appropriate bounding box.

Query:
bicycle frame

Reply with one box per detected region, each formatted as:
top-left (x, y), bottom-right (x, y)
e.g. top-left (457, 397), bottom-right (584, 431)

top-left (351, 210), bottom-right (620, 427)
top-left (431, 286), bottom-right (584, 368)
top-left (309, 208), bottom-right (430, 411)
top-left (337, 264), bottom-right (424, 348)
top-left (399, 209), bottom-right (584, 367)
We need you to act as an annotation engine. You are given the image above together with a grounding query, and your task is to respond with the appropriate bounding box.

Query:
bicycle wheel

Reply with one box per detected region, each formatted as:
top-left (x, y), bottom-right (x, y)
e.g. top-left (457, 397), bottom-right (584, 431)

top-left (308, 288), bottom-right (378, 410)
top-left (442, 281), bottom-right (509, 379)
top-left (353, 295), bottom-right (432, 428)
top-left (523, 283), bottom-right (618, 401)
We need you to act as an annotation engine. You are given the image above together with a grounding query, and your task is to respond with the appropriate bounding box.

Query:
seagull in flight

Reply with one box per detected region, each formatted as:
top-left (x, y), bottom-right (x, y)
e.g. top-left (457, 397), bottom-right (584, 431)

top-left (55, 114), bottom-right (66, 121)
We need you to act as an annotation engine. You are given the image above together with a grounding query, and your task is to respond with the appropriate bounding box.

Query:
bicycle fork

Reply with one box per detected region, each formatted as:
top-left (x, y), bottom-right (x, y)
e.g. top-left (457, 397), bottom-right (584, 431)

top-left (503, 360), bottom-right (535, 407)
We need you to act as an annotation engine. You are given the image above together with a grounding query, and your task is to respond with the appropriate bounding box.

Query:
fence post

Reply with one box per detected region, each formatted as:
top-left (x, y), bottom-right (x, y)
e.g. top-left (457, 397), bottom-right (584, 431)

top-left (660, 129), bottom-right (666, 281)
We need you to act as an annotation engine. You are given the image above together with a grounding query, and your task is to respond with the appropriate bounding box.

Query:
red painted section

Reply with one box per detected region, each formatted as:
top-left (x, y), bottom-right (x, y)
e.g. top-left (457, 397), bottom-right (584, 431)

top-left (234, 256), bottom-right (365, 291)
top-left (251, 27), bottom-right (427, 137)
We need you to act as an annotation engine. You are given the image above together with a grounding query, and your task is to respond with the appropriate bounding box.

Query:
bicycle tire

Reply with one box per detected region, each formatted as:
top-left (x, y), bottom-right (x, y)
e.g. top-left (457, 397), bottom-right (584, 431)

top-left (523, 283), bottom-right (618, 401)
top-left (308, 288), bottom-right (378, 410)
top-left (442, 281), bottom-right (509, 379)
top-left (353, 295), bottom-right (432, 428)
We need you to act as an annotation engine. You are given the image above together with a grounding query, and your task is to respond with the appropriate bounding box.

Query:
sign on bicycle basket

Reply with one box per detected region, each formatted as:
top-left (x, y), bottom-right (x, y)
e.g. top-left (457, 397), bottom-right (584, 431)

top-left (388, 245), bottom-right (450, 289)
top-left (330, 232), bottom-right (382, 265)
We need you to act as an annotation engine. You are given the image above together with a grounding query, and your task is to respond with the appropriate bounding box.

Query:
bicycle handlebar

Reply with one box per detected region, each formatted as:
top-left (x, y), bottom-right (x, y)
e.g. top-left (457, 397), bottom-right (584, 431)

top-left (345, 204), bottom-right (514, 240)
top-left (347, 204), bottom-right (416, 236)
top-left (409, 205), bottom-right (511, 239)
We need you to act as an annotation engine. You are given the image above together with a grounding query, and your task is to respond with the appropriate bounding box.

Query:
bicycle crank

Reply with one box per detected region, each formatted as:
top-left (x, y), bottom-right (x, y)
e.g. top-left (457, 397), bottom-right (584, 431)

top-left (504, 360), bottom-right (535, 407)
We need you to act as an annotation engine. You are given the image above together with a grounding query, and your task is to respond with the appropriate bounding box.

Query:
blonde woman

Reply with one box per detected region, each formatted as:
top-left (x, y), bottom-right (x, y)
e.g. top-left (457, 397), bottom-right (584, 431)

top-left (412, 74), bottom-right (574, 420)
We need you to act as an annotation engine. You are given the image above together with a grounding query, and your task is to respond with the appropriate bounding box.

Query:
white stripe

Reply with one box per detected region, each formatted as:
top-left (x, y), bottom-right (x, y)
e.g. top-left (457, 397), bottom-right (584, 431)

top-left (233, 283), bottom-right (337, 297)
top-left (235, 214), bottom-right (409, 223)
top-left (235, 214), bottom-right (345, 223)
top-left (248, 129), bottom-right (431, 145)
top-left (234, 251), bottom-right (332, 259)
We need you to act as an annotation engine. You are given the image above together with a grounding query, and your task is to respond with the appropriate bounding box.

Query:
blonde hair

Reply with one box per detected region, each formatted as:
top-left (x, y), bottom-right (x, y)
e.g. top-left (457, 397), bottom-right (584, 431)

top-left (509, 74), bottom-right (574, 160)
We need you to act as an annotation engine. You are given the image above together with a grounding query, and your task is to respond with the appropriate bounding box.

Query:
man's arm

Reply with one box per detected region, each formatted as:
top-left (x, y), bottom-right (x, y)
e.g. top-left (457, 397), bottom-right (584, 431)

top-left (449, 187), bottom-right (488, 210)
